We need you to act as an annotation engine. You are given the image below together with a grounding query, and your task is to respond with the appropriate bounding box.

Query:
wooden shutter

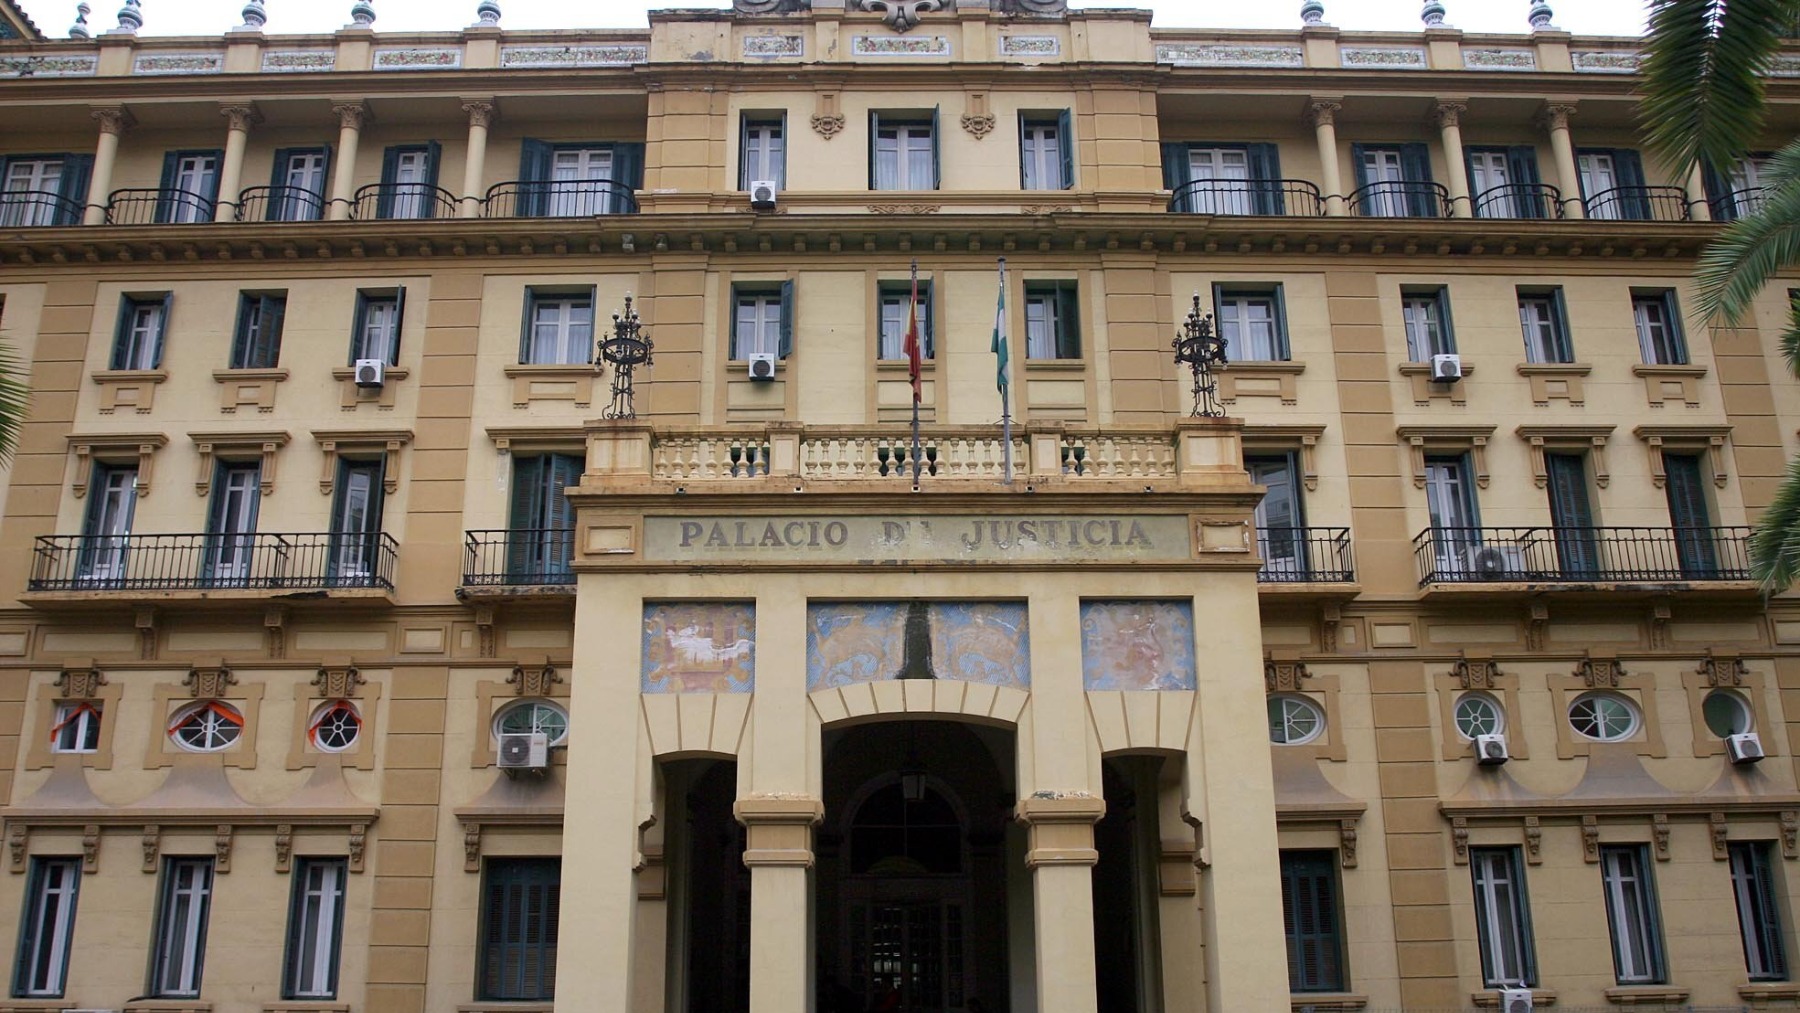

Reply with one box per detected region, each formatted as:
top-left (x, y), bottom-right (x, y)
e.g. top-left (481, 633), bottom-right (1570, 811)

top-left (1056, 108), bottom-right (1075, 190)
top-left (1055, 283), bottom-right (1080, 358)
top-left (1159, 142), bottom-right (1192, 191)
top-left (867, 111), bottom-right (882, 190)
top-left (153, 293), bottom-right (173, 368)
top-left (155, 151), bottom-right (180, 223)
top-left (517, 138), bottom-right (552, 216)
top-left (1507, 145), bottom-right (1544, 218)
top-left (56, 153), bottom-right (92, 226)
top-left (929, 105), bottom-right (942, 190)
top-left (608, 142), bottom-right (645, 213)
top-left (478, 858), bottom-right (561, 1001)
top-left (1400, 142), bottom-right (1434, 216)
top-left (1701, 159), bottom-right (1734, 219)
top-left (1280, 851), bottom-right (1345, 992)
top-left (1349, 142), bottom-right (1370, 192)
top-left (1248, 142), bottom-right (1284, 214)
top-left (777, 279), bottom-right (795, 358)
top-left (1613, 148), bottom-right (1651, 219)
top-left (423, 140), bottom-right (443, 191)
top-left (376, 146), bottom-right (400, 219)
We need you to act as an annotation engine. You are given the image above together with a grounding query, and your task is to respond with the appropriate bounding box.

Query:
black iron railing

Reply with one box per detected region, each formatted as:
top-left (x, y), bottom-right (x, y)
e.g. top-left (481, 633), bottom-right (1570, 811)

top-left (1347, 181), bottom-right (1451, 218)
top-left (29, 532), bottom-right (398, 592)
top-left (1710, 186), bottom-right (1768, 222)
top-left (1412, 526), bottom-right (1752, 585)
top-left (1470, 182), bottom-right (1564, 220)
top-left (483, 179), bottom-right (639, 218)
top-left (105, 188), bottom-right (216, 225)
top-left (1256, 527), bottom-right (1354, 583)
top-left (463, 529), bottom-right (576, 587)
top-left (0, 190), bottom-right (84, 227)
top-left (1166, 179), bottom-right (1324, 216)
top-left (1582, 185), bottom-right (1693, 222)
top-left (234, 185), bottom-right (326, 223)
top-left (351, 183), bottom-right (460, 221)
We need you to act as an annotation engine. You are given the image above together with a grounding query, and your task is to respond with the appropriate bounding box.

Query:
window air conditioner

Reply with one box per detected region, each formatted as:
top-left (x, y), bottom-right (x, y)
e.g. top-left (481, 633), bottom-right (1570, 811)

top-left (747, 351), bottom-right (779, 381)
top-left (749, 179), bottom-right (779, 211)
top-left (1430, 352), bottom-right (1463, 382)
top-left (1727, 731), bottom-right (1766, 765)
top-left (1474, 733), bottom-right (1510, 765)
top-left (1466, 544), bottom-right (1524, 580)
top-left (496, 731), bottom-right (550, 773)
top-left (353, 358), bottom-right (386, 389)
top-left (1498, 988), bottom-right (1534, 1013)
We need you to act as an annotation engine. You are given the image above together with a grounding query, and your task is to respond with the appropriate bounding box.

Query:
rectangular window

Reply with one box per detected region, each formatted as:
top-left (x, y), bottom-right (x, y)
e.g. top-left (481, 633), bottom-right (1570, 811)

top-left (1731, 841), bottom-right (1789, 981)
top-left (508, 453), bottom-right (582, 579)
top-left (1546, 452), bottom-right (1601, 576)
top-left (1280, 850), bottom-right (1345, 992)
top-left (270, 147), bottom-right (329, 222)
top-left (1352, 142), bottom-right (1433, 217)
top-left (1633, 290), bottom-right (1687, 365)
top-left (1471, 847), bottom-right (1537, 988)
top-left (157, 150), bottom-right (222, 224)
top-left (111, 293), bottom-right (171, 371)
top-left (377, 143), bottom-right (440, 220)
top-left (870, 111), bottom-right (939, 191)
top-left (205, 462), bottom-right (261, 586)
top-left (1426, 453), bottom-right (1480, 575)
top-left (1161, 142), bottom-right (1284, 214)
top-left (150, 857), bottom-right (214, 998)
top-left (1578, 148), bottom-right (1650, 219)
top-left (1024, 281), bottom-right (1080, 360)
top-left (1518, 288), bottom-right (1573, 363)
top-left (1665, 452), bottom-right (1721, 576)
top-left (1248, 454), bottom-right (1305, 576)
top-left (230, 292), bottom-right (287, 369)
top-left (517, 139), bottom-right (644, 216)
top-left (1466, 146), bottom-right (1546, 218)
top-left (740, 115), bottom-right (786, 190)
top-left (1019, 111), bottom-right (1073, 191)
top-left (13, 857), bottom-right (80, 997)
top-left (78, 462), bottom-right (136, 583)
top-left (730, 282), bottom-right (793, 360)
top-left (478, 857), bottom-right (561, 1001)
top-left (1600, 844), bottom-right (1667, 985)
top-left (351, 289), bottom-right (404, 365)
top-left (328, 460), bottom-right (384, 583)
top-left (1215, 285), bottom-right (1288, 361)
top-left (0, 154), bottom-right (87, 228)
top-left (520, 289), bottom-right (595, 365)
top-left (49, 702), bottom-right (100, 754)
top-left (284, 858), bottom-right (346, 999)
top-left (878, 281), bottom-right (934, 361)
top-left (1402, 287), bottom-right (1455, 360)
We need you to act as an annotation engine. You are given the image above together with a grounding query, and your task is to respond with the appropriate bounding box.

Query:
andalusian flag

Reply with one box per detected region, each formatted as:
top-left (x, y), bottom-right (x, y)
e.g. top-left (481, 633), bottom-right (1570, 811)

top-left (992, 259), bottom-right (1010, 394)
top-left (903, 267), bottom-right (923, 403)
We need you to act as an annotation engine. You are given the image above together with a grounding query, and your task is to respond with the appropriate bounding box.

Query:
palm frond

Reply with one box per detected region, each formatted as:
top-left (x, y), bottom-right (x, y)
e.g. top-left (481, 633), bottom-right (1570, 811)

top-left (1750, 453), bottom-right (1800, 590)
top-left (1780, 292), bottom-right (1800, 377)
top-left (0, 339), bottom-right (27, 466)
top-left (1639, 0), bottom-right (1800, 177)
top-left (1691, 150), bottom-right (1800, 325)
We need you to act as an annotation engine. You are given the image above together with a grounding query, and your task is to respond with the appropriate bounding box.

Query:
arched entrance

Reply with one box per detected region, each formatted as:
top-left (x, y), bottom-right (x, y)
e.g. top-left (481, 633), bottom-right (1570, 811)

top-left (817, 720), bottom-right (1018, 1013)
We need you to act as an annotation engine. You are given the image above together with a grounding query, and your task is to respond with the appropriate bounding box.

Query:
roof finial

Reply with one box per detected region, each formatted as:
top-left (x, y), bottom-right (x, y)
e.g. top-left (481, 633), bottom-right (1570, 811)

top-left (1421, 0), bottom-right (1447, 27)
top-left (239, 0), bottom-right (266, 30)
top-left (349, 0), bottom-right (375, 26)
top-left (69, 2), bottom-right (92, 38)
top-left (475, 0), bottom-right (501, 26)
top-left (1300, 0), bottom-right (1325, 25)
top-left (1528, 0), bottom-right (1555, 30)
top-left (113, 0), bottom-right (142, 33)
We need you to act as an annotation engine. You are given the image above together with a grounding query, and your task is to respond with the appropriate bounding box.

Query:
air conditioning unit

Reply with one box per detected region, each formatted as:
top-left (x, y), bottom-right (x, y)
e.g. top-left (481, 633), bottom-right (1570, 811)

top-left (353, 358), bottom-right (386, 389)
top-left (1430, 352), bottom-right (1463, 382)
top-left (1466, 544), bottom-right (1524, 580)
top-left (1727, 731), bottom-right (1766, 765)
top-left (747, 351), bottom-right (778, 381)
top-left (496, 731), bottom-right (549, 772)
top-left (749, 179), bottom-right (778, 211)
top-left (1498, 988), bottom-right (1534, 1013)
top-left (1474, 733), bottom-right (1511, 765)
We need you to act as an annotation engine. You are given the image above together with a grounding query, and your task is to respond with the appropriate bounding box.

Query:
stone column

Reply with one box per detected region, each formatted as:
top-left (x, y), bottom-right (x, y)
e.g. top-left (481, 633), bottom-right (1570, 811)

top-left (1435, 100), bottom-right (1470, 217)
top-left (214, 103), bottom-right (259, 222)
top-left (1540, 102), bottom-right (1584, 219)
top-left (459, 100), bottom-right (494, 219)
top-left (1018, 796), bottom-right (1105, 1013)
top-left (1685, 162), bottom-right (1713, 222)
top-left (1309, 99), bottom-right (1346, 216)
top-left (327, 102), bottom-right (367, 221)
top-left (737, 797), bottom-right (823, 1013)
top-left (83, 107), bottom-right (132, 226)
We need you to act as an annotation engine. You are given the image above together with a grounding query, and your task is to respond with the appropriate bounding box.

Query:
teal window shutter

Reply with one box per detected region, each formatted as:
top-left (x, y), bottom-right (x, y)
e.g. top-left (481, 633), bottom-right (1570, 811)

top-left (1160, 142), bottom-right (1192, 210)
top-left (1271, 283), bottom-right (1292, 360)
top-left (57, 153), bottom-right (92, 226)
top-left (1056, 283), bottom-right (1080, 358)
top-left (930, 105), bottom-right (942, 190)
top-left (377, 146), bottom-right (400, 219)
top-left (609, 142), bottom-right (645, 213)
top-left (1056, 108), bottom-right (1075, 190)
top-left (518, 138), bottom-right (551, 215)
top-left (1248, 142), bottom-right (1283, 214)
top-left (1399, 142), bottom-right (1434, 215)
top-left (1613, 148), bottom-right (1651, 219)
top-left (424, 140), bottom-right (443, 191)
top-left (778, 279), bottom-right (795, 358)
top-left (153, 293), bottom-right (172, 368)
top-left (1349, 142), bottom-right (1370, 191)
top-left (867, 111), bottom-right (881, 190)
top-left (154, 151), bottom-right (179, 223)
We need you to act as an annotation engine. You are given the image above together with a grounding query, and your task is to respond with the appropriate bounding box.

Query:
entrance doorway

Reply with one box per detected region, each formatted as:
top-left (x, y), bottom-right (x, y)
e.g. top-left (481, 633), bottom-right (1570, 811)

top-left (818, 721), bottom-right (1018, 1013)
top-left (664, 759), bottom-right (748, 1013)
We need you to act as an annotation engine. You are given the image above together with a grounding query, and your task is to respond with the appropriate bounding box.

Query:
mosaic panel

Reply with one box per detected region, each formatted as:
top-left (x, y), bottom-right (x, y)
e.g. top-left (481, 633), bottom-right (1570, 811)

top-left (133, 52), bottom-right (224, 75)
top-left (500, 44), bottom-right (649, 68)
top-left (1340, 47), bottom-right (1426, 68)
top-left (373, 47), bottom-right (462, 70)
top-left (262, 50), bottom-right (336, 73)
top-left (806, 602), bottom-right (1030, 691)
top-left (1462, 48), bottom-right (1536, 70)
top-left (1079, 600), bottom-right (1196, 691)
top-left (1155, 43), bottom-right (1302, 68)
top-left (1572, 50), bottom-right (1639, 73)
top-left (744, 34), bottom-right (804, 58)
top-left (999, 35), bottom-right (1060, 58)
top-left (852, 35), bottom-right (951, 57)
top-left (643, 602), bottom-right (755, 694)
top-left (0, 54), bottom-right (97, 78)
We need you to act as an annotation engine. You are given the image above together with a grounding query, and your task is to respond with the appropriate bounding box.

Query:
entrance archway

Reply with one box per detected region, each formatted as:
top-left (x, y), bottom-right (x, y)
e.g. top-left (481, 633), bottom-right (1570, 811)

top-left (817, 720), bottom-right (1017, 1013)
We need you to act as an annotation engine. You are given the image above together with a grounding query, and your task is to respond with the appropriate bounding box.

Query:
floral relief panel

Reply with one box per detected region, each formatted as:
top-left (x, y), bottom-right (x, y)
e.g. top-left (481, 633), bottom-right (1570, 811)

top-left (642, 602), bottom-right (756, 693)
top-left (1079, 600), bottom-right (1196, 691)
top-left (806, 601), bottom-right (1029, 691)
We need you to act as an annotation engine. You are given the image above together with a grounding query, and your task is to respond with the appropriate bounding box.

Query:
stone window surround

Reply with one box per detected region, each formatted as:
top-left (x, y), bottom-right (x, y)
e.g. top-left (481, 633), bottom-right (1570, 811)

top-left (1265, 652), bottom-right (1346, 763)
top-left (1516, 361), bottom-right (1591, 406)
top-left (470, 658), bottom-right (572, 768)
top-left (68, 432), bottom-right (166, 499)
top-left (190, 429), bottom-right (289, 496)
top-left (1548, 653), bottom-right (1665, 760)
top-left (1243, 423), bottom-right (1327, 492)
top-left (312, 427), bottom-right (411, 495)
top-left (24, 662), bottom-right (125, 771)
top-left (1516, 424), bottom-right (1613, 490)
top-left (1432, 652), bottom-right (1530, 762)
top-left (1397, 423), bottom-right (1496, 489)
top-left (284, 661), bottom-right (383, 772)
top-left (1679, 651), bottom-right (1775, 760)
top-left (211, 366), bottom-right (290, 414)
top-left (145, 668), bottom-right (266, 770)
top-left (1632, 424), bottom-right (1730, 489)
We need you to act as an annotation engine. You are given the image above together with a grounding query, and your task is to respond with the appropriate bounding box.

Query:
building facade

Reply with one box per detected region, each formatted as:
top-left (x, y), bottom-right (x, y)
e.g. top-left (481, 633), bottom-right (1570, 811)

top-left (0, 0), bottom-right (1798, 1010)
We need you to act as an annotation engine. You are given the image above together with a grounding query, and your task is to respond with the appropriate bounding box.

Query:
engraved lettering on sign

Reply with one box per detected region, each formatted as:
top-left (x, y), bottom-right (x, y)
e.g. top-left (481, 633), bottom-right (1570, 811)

top-left (646, 514), bottom-right (1190, 564)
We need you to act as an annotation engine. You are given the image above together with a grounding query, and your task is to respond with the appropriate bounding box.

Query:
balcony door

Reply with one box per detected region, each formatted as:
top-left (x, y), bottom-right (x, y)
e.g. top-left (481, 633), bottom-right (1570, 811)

top-left (2, 158), bottom-right (63, 227)
top-left (550, 148), bottom-right (613, 217)
top-left (1358, 147), bottom-right (1408, 216)
top-left (161, 153), bottom-right (219, 224)
top-left (508, 453), bottom-right (581, 581)
top-left (204, 463), bottom-right (260, 586)
top-left (1248, 454), bottom-right (1305, 577)
top-left (1425, 455), bottom-right (1479, 575)
top-left (1187, 147), bottom-right (1251, 214)
top-left (1664, 453), bottom-right (1719, 577)
top-left (1466, 149), bottom-right (1513, 216)
top-left (329, 460), bottom-right (384, 584)
top-left (384, 147), bottom-right (435, 220)
top-left (274, 149), bottom-right (328, 221)
top-left (1545, 453), bottom-right (1600, 578)
top-left (78, 464), bottom-right (137, 583)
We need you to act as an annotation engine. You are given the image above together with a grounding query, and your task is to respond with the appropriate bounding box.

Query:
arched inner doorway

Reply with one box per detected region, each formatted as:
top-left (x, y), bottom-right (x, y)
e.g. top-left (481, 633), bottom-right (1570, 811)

top-left (817, 720), bottom-right (1019, 1013)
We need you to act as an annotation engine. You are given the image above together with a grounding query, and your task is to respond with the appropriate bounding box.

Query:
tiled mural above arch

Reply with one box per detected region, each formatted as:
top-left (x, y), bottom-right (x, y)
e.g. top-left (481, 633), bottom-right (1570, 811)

top-left (642, 602), bottom-right (756, 694)
top-left (806, 601), bottom-right (1030, 691)
top-left (1079, 600), bottom-right (1197, 691)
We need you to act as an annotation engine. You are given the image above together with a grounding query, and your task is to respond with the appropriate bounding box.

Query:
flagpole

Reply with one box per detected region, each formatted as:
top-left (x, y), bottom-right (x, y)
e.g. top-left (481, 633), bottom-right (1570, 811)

top-left (909, 258), bottom-right (922, 487)
top-left (997, 257), bottom-right (1012, 485)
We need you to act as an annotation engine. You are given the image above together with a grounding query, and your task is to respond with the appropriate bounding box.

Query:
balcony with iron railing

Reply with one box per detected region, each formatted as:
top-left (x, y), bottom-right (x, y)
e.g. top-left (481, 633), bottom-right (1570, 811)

top-left (25, 532), bottom-right (398, 599)
top-left (482, 179), bottom-right (640, 218)
top-left (1469, 182), bottom-right (1564, 220)
top-left (1412, 526), bottom-right (1753, 588)
top-left (352, 182), bottom-right (461, 221)
top-left (1709, 186), bottom-right (1768, 222)
top-left (0, 190), bottom-right (84, 228)
top-left (462, 528), bottom-right (576, 593)
top-left (1347, 180), bottom-right (1453, 218)
top-left (1580, 185), bottom-right (1693, 222)
top-left (1256, 527), bottom-right (1354, 585)
top-left (103, 187), bottom-right (216, 225)
top-left (1166, 179), bottom-right (1325, 217)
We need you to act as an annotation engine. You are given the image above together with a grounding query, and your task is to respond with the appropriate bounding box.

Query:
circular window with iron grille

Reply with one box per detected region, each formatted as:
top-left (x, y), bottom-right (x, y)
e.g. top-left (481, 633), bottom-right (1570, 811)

top-left (1568, 692), bottom-right (1640, 742)
top-left (1267, 694), bottom-right (1325, 745)
top-left (168, 700), bottom-right (244, 752)
top-left (309, 700), bottom-right (362, 752)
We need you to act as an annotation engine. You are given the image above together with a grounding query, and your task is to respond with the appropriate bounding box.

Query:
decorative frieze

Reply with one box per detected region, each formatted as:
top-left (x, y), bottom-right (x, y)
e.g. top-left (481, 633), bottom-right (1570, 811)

top-left (1340, 47), bottom-right (1426, 68)
top-left (0, 53), bottom-right (98, 78)
top-left (1155, 43), bottom-right (1302, 68)
top-left (999, 35), bottom-right (1060, 58)
top-left (499, 44), bottom-right (647, 68)
top-left (1462, 48), bottom-right (1536, 70)
top-left (261, 49), bottom-right (335, 73)
top-left (132, 52), bottom-right (223, 75)
top-left (372, 47), bottom-right (462, 70)
top-left (1572, 50), bottom-right (1639, 73)
top-left (743, 34), bottom-right (803, 58)
top-left (852, 34), bottom-right (951, 57)
top-left (1774, 56), bottom-right (1800, 77)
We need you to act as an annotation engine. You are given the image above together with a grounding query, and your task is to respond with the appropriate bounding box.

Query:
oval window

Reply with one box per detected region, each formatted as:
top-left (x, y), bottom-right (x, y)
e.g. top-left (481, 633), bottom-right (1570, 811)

top-left (1267, 694), bottom-right (1325, 746)
top-left (493, 699), bottom-right (570, 747)
top-left (309, 700), bottom-right (362, 752)
top-left (168, 700), bottom-right (244, 753)
top-left (1453, 693), bottom-right (1504, 739)
top-left (1568, 692), bottom-right (1640, 742)
top-left (1702, 690), bottom-right (1753, 738)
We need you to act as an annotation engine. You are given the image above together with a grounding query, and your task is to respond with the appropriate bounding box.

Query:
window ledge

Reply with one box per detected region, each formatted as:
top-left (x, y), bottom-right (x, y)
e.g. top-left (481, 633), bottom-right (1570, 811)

top-left (1604, 985), bottom-right (1689, 1005)
top-left (0, 1001), bottom-right (77, 1013)
top-left (875, 359), bottom-right (937, 372)
top-left (93, 368), bottom-right (169, 382)
top-left (329, 366), bottom-right (408, 381)
top-left (502, 363), bottom-right (600, 376)
top-left (1223, 360), bottom-right (1305, 374)
top-left (1631, 363), bottom-right (1706, 378)
top-left (1397, 361), bottom-right (1477, 378)
top-left (213, 368), bottom-right (290, 381)
top-left (1471, 989), bottom-right (1556, 1007)
top-left (1739, 983), bottom-right (1800, 1002)
top-left (1022, 359), bottom-right (1087, 371)
top-left (456, 1005), bottom-right (552, 1013)
top-left (1289, 993), bottom-right (1366, 1011)
top-left (264, 1004), bottom-right (350, 1013)
top-left (1516, 362), bottom-right (1592, 375)
top-left (125, 1002), bottom-right (212, 1013)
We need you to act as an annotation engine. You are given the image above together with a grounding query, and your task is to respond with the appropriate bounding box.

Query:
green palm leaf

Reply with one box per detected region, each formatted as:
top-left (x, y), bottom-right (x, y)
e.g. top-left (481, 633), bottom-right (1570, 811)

top-left (1691, 139), bottom-right (1800, 328)
top-left (1640, 0), bottom-right (1800, 177)
top-left (1751, 454), bottom-right (1800, 588)
top-left (0, 339), bottom-right (27, 466)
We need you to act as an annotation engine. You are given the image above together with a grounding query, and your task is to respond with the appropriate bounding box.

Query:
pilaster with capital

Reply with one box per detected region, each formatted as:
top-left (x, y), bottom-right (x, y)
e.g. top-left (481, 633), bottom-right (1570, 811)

top-left (1435, 100), bottom-right (1470, 217)
top-left (1539, 101), bottom-right (1584, 219)
top-left (214, 103), bottom-right (261, 222)
top-left (460, 100), bottom-right (496, 218)
top-left (1307, 99), bottom-right (1346, 216)
top-left (327, 102), bottom-right (369, 220)
top-left (84, 107), bottom-right (134, 225)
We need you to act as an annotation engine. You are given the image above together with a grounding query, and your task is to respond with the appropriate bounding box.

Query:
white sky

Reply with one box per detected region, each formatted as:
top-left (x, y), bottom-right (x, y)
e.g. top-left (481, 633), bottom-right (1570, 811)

top-left (24, 0), bottom-right (1652, 39)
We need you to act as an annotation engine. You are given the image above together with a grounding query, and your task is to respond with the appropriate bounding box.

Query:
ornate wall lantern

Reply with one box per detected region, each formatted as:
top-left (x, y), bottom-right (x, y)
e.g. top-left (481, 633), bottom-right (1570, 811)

top-left (1172, 292), bottom-right (1227, 417)
top-left (597, 295), bottom-right (653, 420)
